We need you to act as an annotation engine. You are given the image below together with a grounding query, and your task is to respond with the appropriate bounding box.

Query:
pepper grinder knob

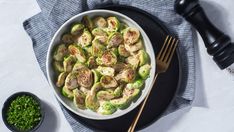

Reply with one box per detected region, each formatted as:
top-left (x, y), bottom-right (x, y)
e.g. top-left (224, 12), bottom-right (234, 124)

top-left (175, 0), bottom-right (234, 69)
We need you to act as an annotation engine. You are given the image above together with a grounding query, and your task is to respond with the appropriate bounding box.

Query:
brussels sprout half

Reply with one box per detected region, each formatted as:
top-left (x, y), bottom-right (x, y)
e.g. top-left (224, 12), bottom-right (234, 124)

top-left (100, 75), bottom-right (118, 89)
top-left (123, 87), bottom-right (140, 101)
top-left (125, 55), bottom-right (139, 70)
top-left (56, 72), bottom-right (68, 88)
top-left (107, 16), bottom-right (120, 32)
top-left (87, 56), bottom-right (97, 69)
top-left (81, 16), bottom-right (94, 31)
top-left (107, 32), bottom-right (123, 48)
top-left (73, 89), bottom-right (86, 109)
top-left (118, 44), bottom-right (130, 57)
top-left (100, 51), bottom-right (117, 66)
top-left (64, 72), bottom-right (78, 90)
top-left (110, 98), bottom-right (129, 109)
top-left (123, 27), bottom-right (140, 45)
top-left (90, 82), bottom-right (103, 94)
top-left (92, 39), bottom-right (106, 57)
top-left (85, 93), bottom-right (100, 111)
top-left (62, 34), bottom-right (74, 44)
top-left (72, 62), bottom-right (86, 72)
top-left (53, 61), bottom-right (64, 72)
top-left (97, 89), bottom-right (115, 101)
top-left (112, 62), bottom-right (128, 73)
top-left (93, 36), bottom-right (108, 45)
top-left (137, 50), bottom-right (149, 66)
top-left (125, 39), bottom-right (143, 54)
top-left (76, 67), bottom-right (93, 88)
top-left (91, 28), bottom-right (108, 37)
top-left (96, 66), bottom-right (115, 77)
top-left (63, 55), bottom-right (76, 72)
top-left (71, 23), bottom-right (84, 36)
top-left (78, 29), bottom-right (92, 47)
top-left (53, 44), bottom-right (68, 61)
top-left (68, 45), bottom-right (86, 63)
top-left (114, 85), bottom-right (123, 97)
top-left (79, 86), bottom-right (90, 96)
top-left (138, 64), bottom-right (151, 79)
top-left (115, 68), bottom-right (136, 83)
top-left (93, 16), bottom-right (107, 28)
top-left (98, 101), bottom-right (117, 115)
top-left (126, 79), bottom-right (144, 90)
top-left (62, 86), bottom-right (74, 99)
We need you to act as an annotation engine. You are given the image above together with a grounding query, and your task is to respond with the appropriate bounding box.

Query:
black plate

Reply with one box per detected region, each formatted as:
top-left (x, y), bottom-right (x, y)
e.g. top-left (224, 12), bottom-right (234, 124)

top-left (62, 5), bottom-right (181, 132)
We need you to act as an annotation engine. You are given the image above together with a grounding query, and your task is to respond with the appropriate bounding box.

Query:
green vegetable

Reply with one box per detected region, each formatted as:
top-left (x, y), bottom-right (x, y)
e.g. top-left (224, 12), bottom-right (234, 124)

top-left (97, 90), bottom-right (115, 101)
top-left (126, 79), bottom-right (144, 89)
top-left (53, 44), bottom-right (68, 61)
top-left (72, 62), bottom-right (86, 72)
top-left (110, 98), bottom-right (129, 109)
top-left (73, 89), bottom-right (86, 109)
top-left (76, 67), bottom-right (93, 88)
top-left (114, 85), bottom-right (123, 97)
top-left (64, 72), bottom-right (78, 90)
top-left (78, 29), bottom-right (92, 47)
top-left (96, 66), bottom-right (115, 76)
top-left (53, 61), bottom-right (64, 72)
top-left (6, 95), bottom-right (41, 131)
top-left (107, 16), bottom-right (120, 32)
top-left (123, 27), bottom-right (140, 44)
top-left (115, 68), bottom-right (136, 83)
top-left (100, 75), bottom-right (118, 88)
top-left (107, 32), bottom-right (123, 48)
top-left (100, 51), bottom-right (117, 66)
top-left (123, 87), bottom-right (140, 101)
top-left (68, 45), bottom-right (86, 63)
top-left (85, 92), bottom-right (99, 111)
top-left (91, 28), bottom-right (108, 37)
top-left (71, 23), bottom-right (84, 35)
top-left (138, 50), bottom-right (149, 66)
top-left (56, 72), bottom-right (67, 87)
top-left (87, 56), bottom-right (97, 69)
top-left (138, 64), bottom-right (151, 79)
top-left (62, 34), bottom-right (74, 44)
top-left (63, 55), bottom-right (76, 72)
top-left (93, 16), bottom-right (107, 28)
top-left (62, 86), bottom-right (74, 99)
top-left (125, 56), bottom-right (139, 70)
top-left (98, 101), bottom-right (117, 115)
top-left (118, 44), bottom-right (130, 57)
top-left (81, 16), bottom-right (94, 31)
top-left (125, 39), bottom-right (143, 53)
top-left (92, 69), bottom-right (101, 83)
top-left (92, 39), bottom-right (106, 57)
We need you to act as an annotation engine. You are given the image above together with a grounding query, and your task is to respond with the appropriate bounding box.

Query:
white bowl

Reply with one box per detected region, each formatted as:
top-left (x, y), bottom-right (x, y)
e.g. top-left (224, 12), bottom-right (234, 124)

top-left (46, 10), bottom-right (156, 120)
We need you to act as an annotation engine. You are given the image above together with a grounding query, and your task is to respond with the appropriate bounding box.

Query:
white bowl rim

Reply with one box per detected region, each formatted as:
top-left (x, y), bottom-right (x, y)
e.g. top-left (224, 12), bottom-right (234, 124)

top-left (46, 9), bottom-right (156, 120)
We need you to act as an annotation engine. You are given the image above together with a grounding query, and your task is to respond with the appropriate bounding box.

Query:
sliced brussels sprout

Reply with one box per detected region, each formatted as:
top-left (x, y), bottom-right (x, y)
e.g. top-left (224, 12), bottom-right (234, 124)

top-left (87, 56), bottom-right (97, 69)
top-left (110, 97), bottom-right (129, 109)
top-left (119, 23), bottom-right (128, 31)
top-left (79, 86), bottom-right (90, 96)
top-left (123, 27), bottom-right (140, 45)
top-left (71, 23), bottom-right (84, 35)
top-left (93, 16), bottom-right (107, 28)
top-left (81, 16), bottom-right (94, 31)
top-left (90, 82), bottom-right (103, 94)
top-left (118, 44), bottom-right (130, 57)
top-left (68, 45), bottom-right (86, 63)
top-left (56, 72), bottom-right (67, 88)
top-left (123, 87), bottom-right (140, 101)
top-left (98, 101), bottom-right (117, 115)
top-left (137, 50), bottom-right (149, 66)
top-left (73, 89), bottom-right (86, 109)
top-left (76, 67), bottom-right (93, 88)
top-left (53, 61), bottom-right (64, 72)
top-left (92, 69), bottom-right (101, 83)
top-left (62, 34), bottom-right (74, 44)
top-left (53, 44), bottom-right (68, 61)
top-left (114, 85), bottom-right (123, 97)
top-left (107, 32), bottom-right (123, 48)
top-left (62, 86), bottom-right (74, 99)
top-left (72, 62), bottom-right (86, 72)
top-left (97, 90), bottom-right (115, 101)
top-left (126, 79), bottom-right (144, 89)
top-left (107, 16), bottom-right (120, 32)
top-left (91, 28), bottom-right (108, 37)
top-left (100, 75), bottom-right (118, 89)
top-left (138, 64), bottom-right (151, 79)
top-left (96, 66), bottom-right (115, 76)
top-left (92, 39), bottom-right (105, 57)
top-left (78, 29), bottom-right (92, 47)
top-left (85, 92), bottom-right (99, 111)
top-left (64, 72), bottom-right (78, 90)
top-left (110, 48), bottom-right (118, 56)
top-left (63, 55), bottom-right (76, 72)
top-left (115, 68), bottom-right (136, 83)
top-left (112, 62), bottom-right (128, 73)
top-left (125, 39), bottom-right (143, 53)
top-left (93, 36), bottom-right (108, 45)
top-left (100, 51), bottom-right (117, 66)
top-left (125, 55), bottom-right (139, 70)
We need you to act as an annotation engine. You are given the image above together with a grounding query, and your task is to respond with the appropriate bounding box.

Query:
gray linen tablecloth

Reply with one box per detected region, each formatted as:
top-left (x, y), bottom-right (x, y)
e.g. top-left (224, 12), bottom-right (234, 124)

top-left (23, 0), bottom-right (195, 131)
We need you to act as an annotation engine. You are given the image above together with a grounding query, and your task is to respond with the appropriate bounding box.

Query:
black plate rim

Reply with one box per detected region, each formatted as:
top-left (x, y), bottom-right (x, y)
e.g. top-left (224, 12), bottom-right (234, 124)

top-left (61, 5), bottom-right (183, 132)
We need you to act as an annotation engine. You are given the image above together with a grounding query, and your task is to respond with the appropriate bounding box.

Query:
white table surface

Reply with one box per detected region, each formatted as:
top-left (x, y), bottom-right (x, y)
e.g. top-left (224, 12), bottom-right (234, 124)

top-left (0, 0), bottom-right (234, 132)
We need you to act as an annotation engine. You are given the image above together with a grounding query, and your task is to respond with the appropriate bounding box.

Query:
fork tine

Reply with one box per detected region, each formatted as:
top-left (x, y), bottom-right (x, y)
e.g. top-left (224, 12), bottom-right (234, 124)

top-left (166, 39), bottom-right (179, 63)
top-left (159, 36), bottom-right (172, 61)
top-left (157, 36), bottom-right (169, 60)
top-left (163, 38), bottom-right (176, 62)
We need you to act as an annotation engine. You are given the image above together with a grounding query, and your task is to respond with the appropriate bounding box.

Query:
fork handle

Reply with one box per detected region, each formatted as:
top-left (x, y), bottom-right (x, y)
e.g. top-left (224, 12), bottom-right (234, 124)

top-left (174, 0), bottom-right (234, 69)
top-left (128, 74), bottom-right (159, 132)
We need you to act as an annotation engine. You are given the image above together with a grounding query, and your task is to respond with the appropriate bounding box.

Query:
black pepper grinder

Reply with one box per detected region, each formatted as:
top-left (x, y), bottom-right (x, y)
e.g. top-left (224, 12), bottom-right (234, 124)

top-left (174, 0), bottom-right (234, 69)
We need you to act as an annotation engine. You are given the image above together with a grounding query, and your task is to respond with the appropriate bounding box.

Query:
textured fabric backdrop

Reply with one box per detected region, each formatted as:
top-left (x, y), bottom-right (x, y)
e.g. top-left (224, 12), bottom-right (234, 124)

top-left (23, 0), bottom-right (195, 131)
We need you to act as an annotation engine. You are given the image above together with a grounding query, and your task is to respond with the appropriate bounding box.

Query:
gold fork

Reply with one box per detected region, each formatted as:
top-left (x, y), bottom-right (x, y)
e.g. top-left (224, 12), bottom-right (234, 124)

top-left (128, 35), bottom-right (179, 132)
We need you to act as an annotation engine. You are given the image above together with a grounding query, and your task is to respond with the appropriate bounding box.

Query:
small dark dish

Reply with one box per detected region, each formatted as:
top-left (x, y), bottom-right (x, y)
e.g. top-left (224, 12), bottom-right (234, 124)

top-left (2, 92), bottom-right (44, 132)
